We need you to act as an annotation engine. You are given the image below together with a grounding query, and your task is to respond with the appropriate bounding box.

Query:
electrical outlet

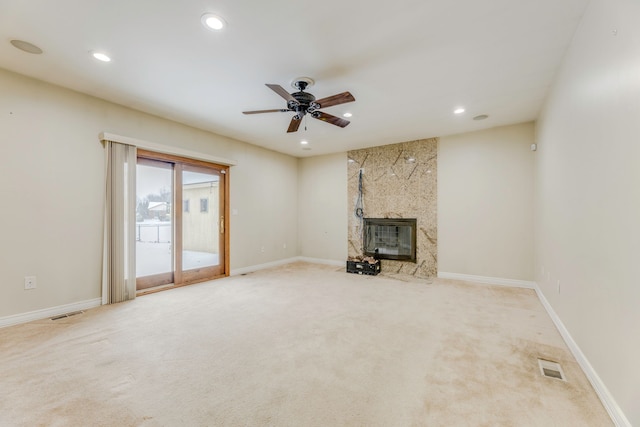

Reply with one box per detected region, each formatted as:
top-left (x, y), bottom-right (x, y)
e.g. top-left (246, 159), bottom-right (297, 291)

top-left (24, 276), bottom-right (37, 290)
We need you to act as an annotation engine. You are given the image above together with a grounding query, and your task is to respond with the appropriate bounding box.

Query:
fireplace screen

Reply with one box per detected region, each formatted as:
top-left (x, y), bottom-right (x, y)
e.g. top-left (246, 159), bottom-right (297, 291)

top-left (363, 218), bottom-right (417, 262)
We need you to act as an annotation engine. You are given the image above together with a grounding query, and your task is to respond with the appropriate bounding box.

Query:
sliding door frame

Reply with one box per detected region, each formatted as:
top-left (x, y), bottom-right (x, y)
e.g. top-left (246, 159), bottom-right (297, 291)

top-left (137, 149), bottom-right (230, 294)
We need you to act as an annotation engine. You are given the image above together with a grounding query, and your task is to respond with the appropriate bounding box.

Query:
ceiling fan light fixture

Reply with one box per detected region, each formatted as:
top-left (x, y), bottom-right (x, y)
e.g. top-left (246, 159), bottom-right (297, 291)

top-left (202, 13), bottom-right (226, 31)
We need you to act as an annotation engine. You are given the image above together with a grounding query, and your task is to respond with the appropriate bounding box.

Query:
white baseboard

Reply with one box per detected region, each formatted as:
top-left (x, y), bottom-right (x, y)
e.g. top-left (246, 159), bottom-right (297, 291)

top-left (0, 298), bottom-right (102, 329)
top-left (297, 257), bottom-right (344, 267)
top-left (534, 284), bottom-right (630, 427)
top-left (437, 271), bottom-right (536, 289)
top-left (230, 257), bottom-right (301, 276)
top-left (231, 256), bottom-right (346, 276)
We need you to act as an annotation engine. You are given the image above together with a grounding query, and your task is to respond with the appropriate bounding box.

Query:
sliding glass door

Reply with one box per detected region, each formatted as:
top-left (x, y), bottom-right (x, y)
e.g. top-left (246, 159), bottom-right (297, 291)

top-left (176, 164), bottom-right (226, 284)
top-left (136, 150), bottom-right (228, 292)
top-left (136, 158), bottom-right (174, 290)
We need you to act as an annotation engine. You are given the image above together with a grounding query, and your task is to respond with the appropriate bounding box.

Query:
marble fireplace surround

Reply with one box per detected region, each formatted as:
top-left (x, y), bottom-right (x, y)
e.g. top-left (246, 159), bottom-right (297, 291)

top-left (347, 138), bottom-right (437, 278)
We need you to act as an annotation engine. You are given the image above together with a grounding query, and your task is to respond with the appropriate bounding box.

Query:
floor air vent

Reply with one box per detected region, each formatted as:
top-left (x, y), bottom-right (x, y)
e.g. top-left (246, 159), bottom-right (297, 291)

top-left (538, 358), bottom-right (566, 381)
top-left (51, 311), bottom-right (84, 321)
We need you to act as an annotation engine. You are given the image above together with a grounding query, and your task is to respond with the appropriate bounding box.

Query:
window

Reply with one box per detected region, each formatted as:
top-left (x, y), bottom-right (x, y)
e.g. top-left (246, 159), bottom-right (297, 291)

top-left (183, 200), bottom-right (190, 213)
top-left (200, 198), bottom-right (208, 213)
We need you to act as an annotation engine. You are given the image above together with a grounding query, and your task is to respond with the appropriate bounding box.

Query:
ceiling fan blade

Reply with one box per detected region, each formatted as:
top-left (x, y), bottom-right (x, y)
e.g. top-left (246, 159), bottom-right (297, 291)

top-left (287, 116), bottom-right (302, 133)
top-left (266, 84), bottom-right (298, 106)
top-left (243, 109), bottom-right (289, 114)
top-left (312, 111), bottom-right (350, 128)
top-left (312, 91), bottom-right (355, 109)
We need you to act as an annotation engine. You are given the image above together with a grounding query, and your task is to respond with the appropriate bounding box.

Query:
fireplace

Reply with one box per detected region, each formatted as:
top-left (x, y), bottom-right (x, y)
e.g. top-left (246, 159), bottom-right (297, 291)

top-left (363, 218), bottom-right (417, 262)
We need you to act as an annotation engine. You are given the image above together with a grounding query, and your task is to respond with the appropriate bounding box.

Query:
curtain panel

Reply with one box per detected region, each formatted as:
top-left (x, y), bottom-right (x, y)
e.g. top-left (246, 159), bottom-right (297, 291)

top-left (102, 141), bottom-right (137, 304)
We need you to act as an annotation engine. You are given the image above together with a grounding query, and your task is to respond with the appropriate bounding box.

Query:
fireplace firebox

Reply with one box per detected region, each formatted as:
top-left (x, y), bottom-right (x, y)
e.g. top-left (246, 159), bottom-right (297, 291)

top-left (363, 218), bottom-right (417, 262)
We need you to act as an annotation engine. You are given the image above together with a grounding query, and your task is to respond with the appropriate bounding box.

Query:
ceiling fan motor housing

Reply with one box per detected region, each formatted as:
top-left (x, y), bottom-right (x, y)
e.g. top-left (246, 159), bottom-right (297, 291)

top-left (290, 90), bottom-right (316, 115)
top-left (291, 91), bottom-right (315, 104)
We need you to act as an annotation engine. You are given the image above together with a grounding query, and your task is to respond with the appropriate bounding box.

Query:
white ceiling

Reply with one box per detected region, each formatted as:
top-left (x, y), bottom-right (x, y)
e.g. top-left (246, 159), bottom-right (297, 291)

top-left (0, 0), bottom-right (589, 157)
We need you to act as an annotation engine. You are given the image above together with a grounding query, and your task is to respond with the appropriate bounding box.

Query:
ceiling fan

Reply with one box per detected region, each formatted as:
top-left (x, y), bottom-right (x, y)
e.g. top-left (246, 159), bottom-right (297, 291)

top-left (243, 77), bottom-right (355, 133)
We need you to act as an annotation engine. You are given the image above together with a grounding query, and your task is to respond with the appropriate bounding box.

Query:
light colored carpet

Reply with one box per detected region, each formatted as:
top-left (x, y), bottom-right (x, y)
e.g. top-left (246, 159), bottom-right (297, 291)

top-left (0, 262), bottom-right (612, 426)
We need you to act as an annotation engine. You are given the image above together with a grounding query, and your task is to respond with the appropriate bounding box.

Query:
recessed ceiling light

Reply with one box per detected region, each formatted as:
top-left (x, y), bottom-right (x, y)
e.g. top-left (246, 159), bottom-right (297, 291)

top-left (454, 108), bottom-right (465, 114)
top-left (10, 40), bottom-right (43, 54)
top-left (300, 140), bottom-right (309, 145)
top-left (91, 51), bottom-right (111, 62)
top-left (343, 112), bottom-right (353, 118)
top-left (473, 114), bottom-right (489, 121)
top-left (202, 13), bottom-right (226, 30)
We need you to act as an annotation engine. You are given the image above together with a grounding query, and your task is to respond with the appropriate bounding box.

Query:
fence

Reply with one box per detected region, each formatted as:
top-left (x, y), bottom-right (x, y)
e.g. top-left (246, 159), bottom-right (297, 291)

top-left (136, 222), bottom-right (171, 243)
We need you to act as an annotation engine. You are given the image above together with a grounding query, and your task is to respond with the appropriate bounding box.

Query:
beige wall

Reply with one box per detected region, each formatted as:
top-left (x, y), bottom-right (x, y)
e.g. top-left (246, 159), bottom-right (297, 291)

top-left (0, 68), bottom-right (298, 318)
top-left (438, 123), bottom-right (535, 280)
top-left (297, 153), bottom-right (348, 262)
top-left (535, 0), bottom-right (639, 423)
top-left (296, 125), bottom-right (535, 281)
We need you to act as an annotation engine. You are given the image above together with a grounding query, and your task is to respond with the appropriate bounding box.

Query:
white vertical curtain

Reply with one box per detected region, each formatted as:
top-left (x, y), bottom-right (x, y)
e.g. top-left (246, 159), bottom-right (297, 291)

top-left (102, 141), bottom-right (137, 304)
